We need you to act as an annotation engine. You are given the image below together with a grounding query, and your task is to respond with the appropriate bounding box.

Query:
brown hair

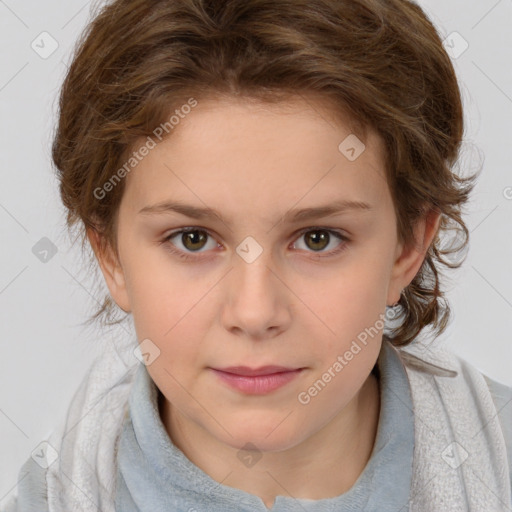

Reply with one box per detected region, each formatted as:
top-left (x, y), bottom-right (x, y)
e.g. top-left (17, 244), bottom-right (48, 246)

top-left (52, 0), bottom-right (479, 347)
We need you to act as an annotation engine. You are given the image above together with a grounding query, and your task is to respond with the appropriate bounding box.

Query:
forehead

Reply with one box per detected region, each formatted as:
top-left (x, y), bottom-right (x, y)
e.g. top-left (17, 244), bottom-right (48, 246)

top-left (121, 95), bottom-right (390, 217)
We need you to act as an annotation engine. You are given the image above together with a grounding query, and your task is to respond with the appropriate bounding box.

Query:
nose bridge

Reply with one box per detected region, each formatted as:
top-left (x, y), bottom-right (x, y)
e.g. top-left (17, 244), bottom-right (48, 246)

top-left (232, 233), bottom-right (277, 297)
top-left (222, 233), bottom-right (291, 336)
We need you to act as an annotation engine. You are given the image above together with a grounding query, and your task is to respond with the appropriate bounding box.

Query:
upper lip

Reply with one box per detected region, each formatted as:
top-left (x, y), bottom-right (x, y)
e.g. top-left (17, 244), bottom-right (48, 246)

top-left (213, 365), bottom-right (302, 377)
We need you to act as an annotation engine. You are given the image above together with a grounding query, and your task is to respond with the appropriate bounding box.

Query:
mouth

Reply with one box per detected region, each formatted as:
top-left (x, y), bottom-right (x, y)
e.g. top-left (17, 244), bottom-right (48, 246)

top-left (215, 365), bottom-right (301, 376)
top-left (209, 365), bottom-right (305, 395)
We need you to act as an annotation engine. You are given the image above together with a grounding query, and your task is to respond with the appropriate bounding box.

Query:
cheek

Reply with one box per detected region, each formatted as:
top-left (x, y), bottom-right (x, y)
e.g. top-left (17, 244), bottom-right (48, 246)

top-left (123, 259), bottom-right (211, 356)
top-left (299, 260), bottom-right (388, 338)
top-left (123, 254), bottom-right (196, 329)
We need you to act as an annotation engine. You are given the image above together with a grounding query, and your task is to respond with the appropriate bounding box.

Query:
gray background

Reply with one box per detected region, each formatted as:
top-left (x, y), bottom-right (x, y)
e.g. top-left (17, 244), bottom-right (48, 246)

top-left (1, 0), bottom-right (511, 503)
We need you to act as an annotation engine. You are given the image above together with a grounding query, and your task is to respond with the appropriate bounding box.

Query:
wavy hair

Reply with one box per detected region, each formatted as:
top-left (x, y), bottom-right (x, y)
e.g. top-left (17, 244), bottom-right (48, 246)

top-left (52, 0), bottom-right (480, 347)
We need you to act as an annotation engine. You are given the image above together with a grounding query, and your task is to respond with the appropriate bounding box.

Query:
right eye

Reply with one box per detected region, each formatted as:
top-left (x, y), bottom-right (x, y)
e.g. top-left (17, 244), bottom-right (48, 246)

top-left (162, 227), bottom-right (221, 260)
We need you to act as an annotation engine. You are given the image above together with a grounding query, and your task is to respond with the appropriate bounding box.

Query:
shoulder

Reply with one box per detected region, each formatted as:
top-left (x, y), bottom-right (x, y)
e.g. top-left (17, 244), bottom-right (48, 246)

top-left (481, 373), bottom-right (512, 497)
top-left (483, 373), bottom-right (512, 408)
top-left (481, 372), bottom-right (512, 440)
top-left (482, 374), bottom-right (512, 460)
top-left (398, 341), bottom-right (512, 411)
top-left (397, 342), bottom-right (512, 493)
top-left (3, 455), bottom-right (49, 512)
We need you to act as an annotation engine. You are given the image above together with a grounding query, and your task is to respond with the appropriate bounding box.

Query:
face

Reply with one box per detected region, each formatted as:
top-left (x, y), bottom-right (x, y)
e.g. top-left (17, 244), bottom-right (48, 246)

top-left (91, 94), bottom-right (437, 454)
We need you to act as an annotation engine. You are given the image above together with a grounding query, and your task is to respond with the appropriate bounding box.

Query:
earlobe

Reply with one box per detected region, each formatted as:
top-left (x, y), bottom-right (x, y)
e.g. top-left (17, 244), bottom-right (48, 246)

top-left (387, 208), bottom-right (442, 306)
top-left (86, 228), bottom-right (132, 313)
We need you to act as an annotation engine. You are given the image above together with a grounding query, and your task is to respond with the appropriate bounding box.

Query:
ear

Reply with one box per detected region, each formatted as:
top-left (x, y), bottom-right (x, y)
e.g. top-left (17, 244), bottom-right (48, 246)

top-left (386, 208), bottom-right (442, 306)
top-left (86, 227), bottom-right (132, 313)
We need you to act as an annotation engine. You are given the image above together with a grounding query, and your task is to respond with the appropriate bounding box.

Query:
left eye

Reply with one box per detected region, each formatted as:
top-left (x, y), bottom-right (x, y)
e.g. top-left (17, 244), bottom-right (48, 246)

top-left (162, 227), bottom-right (348, 258)
top-left (292, 228), bottom-right (346, 253)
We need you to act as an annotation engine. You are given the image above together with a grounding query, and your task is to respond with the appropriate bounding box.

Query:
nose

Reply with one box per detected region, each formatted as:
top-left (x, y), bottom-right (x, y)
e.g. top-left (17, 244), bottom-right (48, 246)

top-left (220, 242), bottom-right (293, 341)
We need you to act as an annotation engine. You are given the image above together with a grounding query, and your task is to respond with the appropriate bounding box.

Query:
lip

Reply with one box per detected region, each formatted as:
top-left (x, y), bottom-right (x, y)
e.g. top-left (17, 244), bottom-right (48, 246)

top-left (210, 366), bottom-right (305, 395)
top-left (215, 365), bottom-right (299, 376)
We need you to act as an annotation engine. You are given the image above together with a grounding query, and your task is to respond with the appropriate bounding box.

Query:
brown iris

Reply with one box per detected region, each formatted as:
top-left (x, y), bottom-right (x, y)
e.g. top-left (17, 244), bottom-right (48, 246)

top-left (181, 230), bottom-right (208, 251)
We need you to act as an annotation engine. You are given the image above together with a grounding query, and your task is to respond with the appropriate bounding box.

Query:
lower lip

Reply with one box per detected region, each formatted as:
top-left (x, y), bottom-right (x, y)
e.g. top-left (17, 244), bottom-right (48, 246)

top-left (211, 369), bottom-right (303, 394)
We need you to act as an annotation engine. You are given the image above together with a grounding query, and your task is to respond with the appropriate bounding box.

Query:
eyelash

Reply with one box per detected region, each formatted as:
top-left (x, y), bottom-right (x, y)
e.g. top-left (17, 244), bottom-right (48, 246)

top-left (160, 226), bottom-right (351, 262)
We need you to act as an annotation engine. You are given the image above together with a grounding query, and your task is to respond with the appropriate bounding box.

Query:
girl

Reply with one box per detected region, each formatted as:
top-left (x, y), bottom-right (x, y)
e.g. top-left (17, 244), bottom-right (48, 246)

top-left (5, 0), bottom-right (512, 510)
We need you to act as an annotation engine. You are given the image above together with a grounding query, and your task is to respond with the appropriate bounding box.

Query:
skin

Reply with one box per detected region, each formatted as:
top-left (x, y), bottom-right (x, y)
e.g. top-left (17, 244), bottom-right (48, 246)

top-left (88, 94), bottom-right (440, 508)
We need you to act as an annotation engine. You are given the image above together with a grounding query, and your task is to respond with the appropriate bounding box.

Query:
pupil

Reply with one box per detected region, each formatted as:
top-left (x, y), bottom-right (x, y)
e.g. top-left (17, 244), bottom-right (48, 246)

top-left (307, 231), bottom-right (328, 251)
top-left (183, 231), bottom-right (206, 251)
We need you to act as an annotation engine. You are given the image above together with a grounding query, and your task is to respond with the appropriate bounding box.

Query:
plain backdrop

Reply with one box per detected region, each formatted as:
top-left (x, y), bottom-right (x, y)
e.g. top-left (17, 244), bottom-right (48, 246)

top-left (1, 0), bottom-right (511, 503)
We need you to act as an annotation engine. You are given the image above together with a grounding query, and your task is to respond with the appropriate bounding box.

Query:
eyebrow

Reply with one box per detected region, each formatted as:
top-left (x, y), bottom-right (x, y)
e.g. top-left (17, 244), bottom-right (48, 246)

top-left (138, 199), bottom-right (373, 223)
